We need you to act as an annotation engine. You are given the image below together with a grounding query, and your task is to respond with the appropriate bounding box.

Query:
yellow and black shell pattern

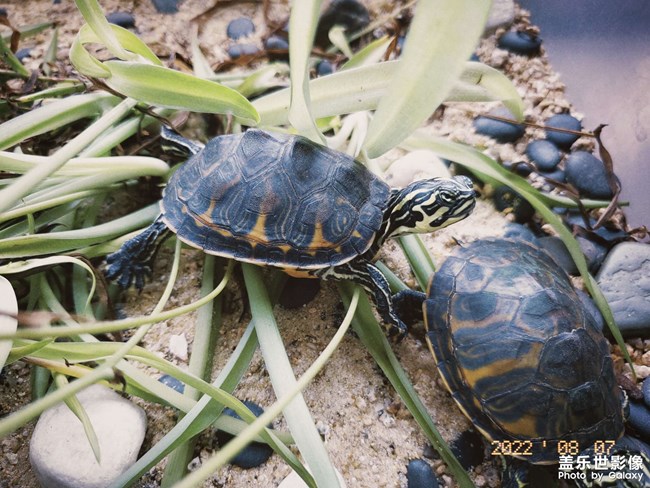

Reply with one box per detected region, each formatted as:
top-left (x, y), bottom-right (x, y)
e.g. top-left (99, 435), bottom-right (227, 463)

top-left (161, 129), bottom-right (390, 269)
top-left (424, 239), bottom-right (624, 464)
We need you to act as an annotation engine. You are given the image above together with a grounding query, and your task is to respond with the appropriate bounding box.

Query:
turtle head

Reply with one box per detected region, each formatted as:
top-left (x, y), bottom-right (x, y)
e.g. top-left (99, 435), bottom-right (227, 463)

top-left (386, 176), bottom-right (476, 238)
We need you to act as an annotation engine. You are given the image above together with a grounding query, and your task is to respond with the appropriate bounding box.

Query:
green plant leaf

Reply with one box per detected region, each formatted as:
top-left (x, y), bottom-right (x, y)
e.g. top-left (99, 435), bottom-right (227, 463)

top-left (287, 0), bottom-right (324, 142)
top-left (0, 276), bottom-right (18, 373)
top-left (54, 374), bottom-right (102, 463)
top-left (101, 61), bottom-right (259, 124)
top-left (362, 0), bottom-right (491, 157)
top-left (74, 0), bottom-right (134, 61)
top-left (76, 23), bottom-right (161, 66)
top-left (254, 61), bottom-right (522, 127)
top-left (340, 36), bottom-right (391, 70)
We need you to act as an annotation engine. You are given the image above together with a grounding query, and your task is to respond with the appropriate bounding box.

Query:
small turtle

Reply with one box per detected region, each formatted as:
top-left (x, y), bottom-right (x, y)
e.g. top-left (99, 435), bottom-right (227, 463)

top-left (105, 128), bottom-right (476, 337)
top-left (395, 239), bottom-right (629, 486)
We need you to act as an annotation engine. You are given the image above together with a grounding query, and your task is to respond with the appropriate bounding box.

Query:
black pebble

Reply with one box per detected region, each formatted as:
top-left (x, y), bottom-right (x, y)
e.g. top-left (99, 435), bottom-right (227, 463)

top-left (526, 139), bottom-right (561, 171)
top-left (151, 0), bottom-right (179, 14)
top-left (407, 459), bottom-right (439, 488)
top-left (497, 30), bottom-right (542, 55)
top-left (564, 213), bottom-right (627, 242)
top-left (473, 107), bottom-right (525, 143)
top-left (492, 186), bottom-right (535, 223)
top-left (227, 43), bottom-right (260, 59)
top-left (15, 48), bottom-right (32, 61)
top-left (565, 151), bottom-right (613, 199)
top-left (628, 401), bottom-right (650, 443)
top-left (545, 114), bottom-right (582, 149)
top-left (52, 0), bottom-right (61, 3)
top-left (535, 236), bottom-right (578, 275)
top-left (502, 160), bottom-right (533, 177)
top-left (0, 8), bottom-right (6, 16)
top-left (315, 0), bottom-right (370, 47)
top-left (538, 167), bottom-right (566, 184)
top-left (227, 17), bottom-right (255, 40)
top-left (265, 35), bottom-right (289, 51)
top-left (216, 400), bottom-right (273, 469)
top-left (106, 12), bottom-right (136, 29)
top-left (503, 223), bottom-right (536, 243)
top-left (279, 277), bottom-right (321, 309)
top-left (449, 429), bottom-right (485, 470)
top-left (316, 59), bottom-right (334, 76)
top-left (158, 374), bottom-right (185, 394)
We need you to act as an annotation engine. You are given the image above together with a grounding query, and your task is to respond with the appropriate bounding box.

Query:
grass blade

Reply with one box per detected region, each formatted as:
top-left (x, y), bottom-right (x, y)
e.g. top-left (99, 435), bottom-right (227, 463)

top-left (287, 0), bottom-right (324, 142)
top-left (362, 0), bottom-right (491, 157)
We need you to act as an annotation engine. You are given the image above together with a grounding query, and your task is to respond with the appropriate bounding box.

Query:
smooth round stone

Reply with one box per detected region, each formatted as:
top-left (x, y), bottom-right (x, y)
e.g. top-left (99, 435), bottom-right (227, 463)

top-left (497, 30), bottom-right (542, 55)
top-left (407, 459), bottom-right (439, 488)
top-left (227, 43), bottom-right (260, 59)
top-left (15, 48), bottom-right (32, 61)
top-left (576, 289), bottom-right (605, 332)
top-left (538, 167), bottom-right (566, 183)
top-left (316, 59), bottom-right (334, 76)
top-left (29, 385), bottom-right (146, 488)
top-left (628, 401), bottom-right (650, 443)
top-left (315, 0), bottom-right (370, 47)
top-left (0, 8), bottom-right (7, 16)
top-left (264, 35), bottom-right (289, 59)
top-left (151, 0), bottom-right (179, 14)
top-left (535, 236), bottom-right (578, 275)
top-left (227, 17), bottom-right (255, 40)
top-left (279, 278), bottom-right (321, 309)
top-left (526, 139), bottom-right (561, 171)
top-left (492, 186), bottom-right (535, 223)
top-left (643, 378), bottom-right (650, 409)
top-left (158, 374), bottom-right (185, 394)
top-left (576, 235), bottom-right (607, 273)
top-left (596, 242), bottom-right (650, 336)
top-left (545, 114), bottom-right (582, 149)
top-left (502, 160), bottom-right (533, 177)
top-left (564, 213), bottom-right (627, 242)
top-left (474, 107), bottom-right (525, 143)
top-left (384, 150), bottom-right (451, 187)
top-left (106, 12), bottom-right (135, 28)
top-left (449, 429), bottom-right (485, 470)
top-left (565, 151), bottom-right (613, 199)
top-left (216, 401), bottom-right (273, 468)
top-left (503, 223), bottom-right (536, 242)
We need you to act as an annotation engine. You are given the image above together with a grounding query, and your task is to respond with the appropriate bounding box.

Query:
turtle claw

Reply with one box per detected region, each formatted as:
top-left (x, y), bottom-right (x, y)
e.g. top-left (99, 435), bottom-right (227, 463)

top-left (105, 249), bottom-right (153, 290)
top-left (104, 218), bottom-right (169, 290)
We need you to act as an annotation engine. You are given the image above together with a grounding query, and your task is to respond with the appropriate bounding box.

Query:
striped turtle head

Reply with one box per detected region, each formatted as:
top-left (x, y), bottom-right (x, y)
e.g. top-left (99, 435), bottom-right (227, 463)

top-left (386, 176), bottom-right (476, 238)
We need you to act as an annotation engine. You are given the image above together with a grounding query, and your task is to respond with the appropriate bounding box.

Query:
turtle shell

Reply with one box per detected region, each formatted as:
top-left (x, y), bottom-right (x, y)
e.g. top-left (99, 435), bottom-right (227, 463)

top-left (424, 239), bottom-right (624, 464)
top-left (161, 129), bottom-right (390, 268)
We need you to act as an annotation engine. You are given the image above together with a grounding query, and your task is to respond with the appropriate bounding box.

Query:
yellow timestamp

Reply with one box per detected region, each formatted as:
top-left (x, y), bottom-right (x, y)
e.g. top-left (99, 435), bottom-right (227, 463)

top-left (490, 439), bottom-right (619, 457)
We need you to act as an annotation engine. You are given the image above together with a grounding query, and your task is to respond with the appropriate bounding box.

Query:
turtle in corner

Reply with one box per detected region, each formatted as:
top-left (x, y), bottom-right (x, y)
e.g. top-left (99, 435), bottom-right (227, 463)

top-left (105, 128), bottom-right (476, 338)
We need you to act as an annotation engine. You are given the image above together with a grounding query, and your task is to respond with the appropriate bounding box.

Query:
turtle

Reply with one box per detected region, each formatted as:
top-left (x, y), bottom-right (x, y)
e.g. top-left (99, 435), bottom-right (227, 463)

top-left (105, 127), bottom-right (476, 338)
top-left (394, 238), bottom-right (633, 486)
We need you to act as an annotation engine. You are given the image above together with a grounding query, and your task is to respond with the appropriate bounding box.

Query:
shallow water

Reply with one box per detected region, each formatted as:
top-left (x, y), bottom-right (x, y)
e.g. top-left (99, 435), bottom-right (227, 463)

top-left (521, 0), bottom-right (650, 228)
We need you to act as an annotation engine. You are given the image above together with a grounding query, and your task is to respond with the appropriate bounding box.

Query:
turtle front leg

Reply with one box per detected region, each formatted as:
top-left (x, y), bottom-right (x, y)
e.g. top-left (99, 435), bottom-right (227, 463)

top-left (322, 260), bottom-right (408, 340)
top-left (105, 216), bottom-right (171, 290)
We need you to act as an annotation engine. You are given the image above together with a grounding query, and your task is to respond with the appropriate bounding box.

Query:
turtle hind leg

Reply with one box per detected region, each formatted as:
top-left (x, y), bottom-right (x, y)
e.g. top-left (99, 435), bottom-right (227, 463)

top-left (392, 289), bottom-right (426, 328)
top-left (105, 217), bottom-right (171, 290)
top-left (320, 260), bottom-right (408, 341)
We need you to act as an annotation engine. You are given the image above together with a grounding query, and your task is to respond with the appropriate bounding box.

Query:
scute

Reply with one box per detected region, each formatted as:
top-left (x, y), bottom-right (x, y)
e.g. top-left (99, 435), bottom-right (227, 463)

top-left (424, 239), bottom-right (623, 464)
top-left (160, 129), bottom-right (391, 268)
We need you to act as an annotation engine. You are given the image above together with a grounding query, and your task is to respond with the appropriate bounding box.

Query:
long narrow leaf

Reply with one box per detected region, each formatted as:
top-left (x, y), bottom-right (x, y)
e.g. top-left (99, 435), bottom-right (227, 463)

top-left (287, 0), bottom-right (324, 142)
top-left (362, 0), bottom-right (491, 157)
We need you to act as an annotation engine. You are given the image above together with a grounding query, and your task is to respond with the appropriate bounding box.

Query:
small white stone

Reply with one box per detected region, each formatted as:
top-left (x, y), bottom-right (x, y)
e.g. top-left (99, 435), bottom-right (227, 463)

top-left (169, 333), bottom-right (188, 361)
top-left (29, 384), bottom-right (147, 488)
top-left (384, 150), bottom-right (451, 188)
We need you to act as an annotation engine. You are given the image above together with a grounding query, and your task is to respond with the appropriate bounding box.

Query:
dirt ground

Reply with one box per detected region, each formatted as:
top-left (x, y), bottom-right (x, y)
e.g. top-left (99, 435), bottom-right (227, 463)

top-left (1, 1), bottom-right (647, 487)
